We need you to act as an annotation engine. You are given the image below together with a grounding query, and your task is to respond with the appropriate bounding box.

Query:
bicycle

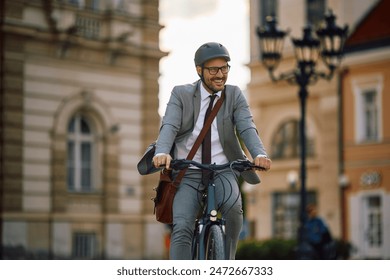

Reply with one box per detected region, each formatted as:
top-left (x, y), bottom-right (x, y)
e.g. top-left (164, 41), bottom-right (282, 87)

top-left (168, 159), bottom-right (265, 260)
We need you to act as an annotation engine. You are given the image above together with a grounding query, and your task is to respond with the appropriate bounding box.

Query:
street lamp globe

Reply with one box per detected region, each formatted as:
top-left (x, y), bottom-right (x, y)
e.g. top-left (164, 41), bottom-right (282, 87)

top-left (256, 16), bottom-right (288, 71)
top-left (316, 10), bottom-right (349, 70)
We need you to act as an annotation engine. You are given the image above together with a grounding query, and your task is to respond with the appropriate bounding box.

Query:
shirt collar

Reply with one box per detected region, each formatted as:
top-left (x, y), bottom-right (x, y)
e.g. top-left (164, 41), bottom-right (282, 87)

top-left (200, 83), bottom-right (222, 101)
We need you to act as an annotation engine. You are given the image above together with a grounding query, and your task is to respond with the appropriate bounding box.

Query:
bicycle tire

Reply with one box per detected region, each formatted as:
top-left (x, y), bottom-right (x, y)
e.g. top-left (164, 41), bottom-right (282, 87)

top-left (191, 229), bottom-right (199, 260)
top-left (205, 224), bottom-right (225, 260)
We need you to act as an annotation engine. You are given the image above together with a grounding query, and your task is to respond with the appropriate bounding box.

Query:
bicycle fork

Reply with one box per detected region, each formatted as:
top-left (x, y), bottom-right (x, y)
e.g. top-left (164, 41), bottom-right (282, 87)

top-left (196, 182), bottom-right (226, 260)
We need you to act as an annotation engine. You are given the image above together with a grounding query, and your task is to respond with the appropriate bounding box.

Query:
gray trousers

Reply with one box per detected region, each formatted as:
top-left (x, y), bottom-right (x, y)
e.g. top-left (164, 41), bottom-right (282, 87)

top-left (170, 168), bottom-right (243, 260)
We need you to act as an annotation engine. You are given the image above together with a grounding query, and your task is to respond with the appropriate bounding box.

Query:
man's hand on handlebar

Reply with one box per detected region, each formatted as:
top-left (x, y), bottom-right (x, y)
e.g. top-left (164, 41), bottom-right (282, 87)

top-left (254, 156), bottom-right (272, 171)
top-left (152, 153), bottom-right (172, 170)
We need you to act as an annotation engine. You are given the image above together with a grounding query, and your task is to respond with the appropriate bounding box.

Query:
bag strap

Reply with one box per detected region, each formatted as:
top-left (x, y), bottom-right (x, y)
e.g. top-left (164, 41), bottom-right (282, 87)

top-left (172, 88), bottom-right (226, 186)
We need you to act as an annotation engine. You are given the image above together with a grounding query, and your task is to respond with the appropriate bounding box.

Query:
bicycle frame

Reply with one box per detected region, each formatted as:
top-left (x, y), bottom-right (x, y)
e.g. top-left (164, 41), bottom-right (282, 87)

top-left (193, 174), bottom-right (226, 260)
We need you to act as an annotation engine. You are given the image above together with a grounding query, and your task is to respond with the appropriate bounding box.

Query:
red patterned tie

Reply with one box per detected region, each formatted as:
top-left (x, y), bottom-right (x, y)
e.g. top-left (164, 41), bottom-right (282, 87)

top-left (202, 94), bottom-right (217, 185)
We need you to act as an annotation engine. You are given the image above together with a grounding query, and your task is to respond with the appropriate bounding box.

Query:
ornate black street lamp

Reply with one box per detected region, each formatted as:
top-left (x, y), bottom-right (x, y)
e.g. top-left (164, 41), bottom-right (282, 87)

top-left (256, 11), bottom-right (348, 259)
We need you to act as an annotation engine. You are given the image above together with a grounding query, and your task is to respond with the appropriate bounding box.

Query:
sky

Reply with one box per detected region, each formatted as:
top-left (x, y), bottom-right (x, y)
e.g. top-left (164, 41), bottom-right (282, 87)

top-left (158, 0), bottom-right (250, 116)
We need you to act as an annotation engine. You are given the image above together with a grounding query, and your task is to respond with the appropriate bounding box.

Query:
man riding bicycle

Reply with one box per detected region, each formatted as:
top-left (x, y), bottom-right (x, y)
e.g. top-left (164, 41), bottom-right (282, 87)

top-left (153, 42), bottom-right (272, 259)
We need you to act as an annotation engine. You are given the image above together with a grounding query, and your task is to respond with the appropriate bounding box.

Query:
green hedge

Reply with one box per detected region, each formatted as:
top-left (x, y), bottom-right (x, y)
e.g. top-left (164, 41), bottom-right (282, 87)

top-left (236, 239), bottom-right (297, 260)
top-left (236, 239), bottom-right (352, 260)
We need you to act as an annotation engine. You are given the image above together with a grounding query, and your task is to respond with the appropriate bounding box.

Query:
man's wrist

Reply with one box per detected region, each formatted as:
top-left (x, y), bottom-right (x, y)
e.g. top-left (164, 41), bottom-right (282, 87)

top-left (154, 153), bottom-right (167, 157)
top-left (256, 154), bottom-right (269, 159)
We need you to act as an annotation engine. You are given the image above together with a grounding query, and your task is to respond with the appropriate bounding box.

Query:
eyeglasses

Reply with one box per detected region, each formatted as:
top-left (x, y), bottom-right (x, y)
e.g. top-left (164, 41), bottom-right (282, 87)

top-left (203, 64), bottom-right (231, 75)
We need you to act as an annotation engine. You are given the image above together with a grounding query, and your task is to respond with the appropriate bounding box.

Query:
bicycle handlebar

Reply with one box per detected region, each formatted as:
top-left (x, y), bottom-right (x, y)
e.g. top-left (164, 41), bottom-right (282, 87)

top-left (168, 159), bottom-right (266, 172)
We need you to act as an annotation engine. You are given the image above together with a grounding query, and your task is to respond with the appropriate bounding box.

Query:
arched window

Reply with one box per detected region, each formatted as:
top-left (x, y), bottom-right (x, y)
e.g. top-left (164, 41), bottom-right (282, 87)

top-left (67, 115), bottom-right (95, 192)
top-left (271, 119), bottom-right (315, 160)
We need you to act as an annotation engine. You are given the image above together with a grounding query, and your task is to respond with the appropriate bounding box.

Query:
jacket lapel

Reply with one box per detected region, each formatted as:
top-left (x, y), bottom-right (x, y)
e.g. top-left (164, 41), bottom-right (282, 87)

top-left (193, 81), bottom-right (201, 127)
top-left (216, 87), bottom-right (227, 149)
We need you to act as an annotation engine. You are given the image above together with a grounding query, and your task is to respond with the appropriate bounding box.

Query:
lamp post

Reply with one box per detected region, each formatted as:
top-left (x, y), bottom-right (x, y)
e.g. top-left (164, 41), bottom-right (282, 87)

top-left (256, 11), bottom-right (348, 259)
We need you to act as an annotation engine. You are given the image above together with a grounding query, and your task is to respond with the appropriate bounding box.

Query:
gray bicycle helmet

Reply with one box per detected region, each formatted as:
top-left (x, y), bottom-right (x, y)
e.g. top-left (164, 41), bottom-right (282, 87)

top-left (194, 42), bottom-right (230, 66)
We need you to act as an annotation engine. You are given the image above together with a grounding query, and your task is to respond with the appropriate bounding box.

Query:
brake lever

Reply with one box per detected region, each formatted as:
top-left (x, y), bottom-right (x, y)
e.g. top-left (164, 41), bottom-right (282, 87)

top-left (169, 160), bottom-right (190, 171)
top-left (233, 159), bottom-right (266, 172)
top-left (231, 160), bottom-right (251, 172)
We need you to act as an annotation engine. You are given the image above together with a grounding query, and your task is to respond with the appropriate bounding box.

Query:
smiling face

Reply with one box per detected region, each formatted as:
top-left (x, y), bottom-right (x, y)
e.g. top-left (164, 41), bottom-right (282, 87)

top-left (197, 57), bottom-right (229, 94)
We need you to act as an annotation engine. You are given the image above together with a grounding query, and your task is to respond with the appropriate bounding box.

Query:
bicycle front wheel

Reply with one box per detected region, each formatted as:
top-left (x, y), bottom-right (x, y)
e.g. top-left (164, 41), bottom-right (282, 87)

top-left (205, 224), bottom-right (225, 260)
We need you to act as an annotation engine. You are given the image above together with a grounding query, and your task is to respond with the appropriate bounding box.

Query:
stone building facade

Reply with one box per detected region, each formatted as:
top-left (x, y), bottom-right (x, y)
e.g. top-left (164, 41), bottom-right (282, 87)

top-left (1, 0), bottom-right (166, 259)
top-left (246, 0), bottom-right (389, 259)
top-left (342, 0), bottom-right (390, 259)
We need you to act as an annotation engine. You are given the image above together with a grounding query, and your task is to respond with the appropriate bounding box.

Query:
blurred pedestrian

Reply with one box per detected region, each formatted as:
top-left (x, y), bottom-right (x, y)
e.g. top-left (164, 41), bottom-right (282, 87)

top-left (305, 204), bottom-right (336, 259)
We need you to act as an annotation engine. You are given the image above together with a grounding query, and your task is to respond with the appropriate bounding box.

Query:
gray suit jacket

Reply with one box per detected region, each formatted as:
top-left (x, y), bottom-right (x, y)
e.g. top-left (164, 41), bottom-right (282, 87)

top-left (156, 80), bottom-right (267, 184)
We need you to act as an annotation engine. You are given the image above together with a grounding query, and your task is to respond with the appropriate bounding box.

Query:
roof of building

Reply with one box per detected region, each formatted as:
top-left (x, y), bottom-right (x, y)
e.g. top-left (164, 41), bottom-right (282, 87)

top-left (344, 0), bottom-right (390, 53)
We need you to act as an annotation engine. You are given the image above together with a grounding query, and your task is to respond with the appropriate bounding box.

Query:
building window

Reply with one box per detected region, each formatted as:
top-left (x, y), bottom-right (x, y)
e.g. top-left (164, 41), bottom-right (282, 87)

top-left (115, 0), bottom-right (127, 10)
top-left (73, 232), bottom-right (98, 259)
top-left (362, 90), bottom-right (379, 141)
top-left (271, 120), bottom-right (315, 160)
top-left (75, 15), bottom-right (101, 39)
top-left (307, 0), bottom-right (326, 27)
top-left (67, 115), bottom-right (95, 192)
top-left (68, 0), bottom-right (80, 6)
top-left (66, 0), bottom-right (100, 10)
top-left (85, 0), bottom-right (100, 10)
top-left (260, 0), bottom-right (278, 25)
top-left (353, 76), bottom-right (383, 143)
top-left (367, 196), bottom-right (382, 248)
top-left (273, 191), bottom-right (317, 239)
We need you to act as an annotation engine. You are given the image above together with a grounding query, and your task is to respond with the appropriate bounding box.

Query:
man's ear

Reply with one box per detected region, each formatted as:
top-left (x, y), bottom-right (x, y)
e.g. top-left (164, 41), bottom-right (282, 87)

top-left (196, 66), bottom-right (202, 76)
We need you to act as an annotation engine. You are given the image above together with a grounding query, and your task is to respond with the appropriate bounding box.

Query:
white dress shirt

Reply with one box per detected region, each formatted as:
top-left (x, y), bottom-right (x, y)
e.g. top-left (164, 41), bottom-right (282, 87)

top-left (175, 83), bottom-right (229, 164)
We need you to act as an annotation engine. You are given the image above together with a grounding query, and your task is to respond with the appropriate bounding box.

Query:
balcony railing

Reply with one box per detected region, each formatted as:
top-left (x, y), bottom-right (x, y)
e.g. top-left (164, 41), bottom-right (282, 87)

top-left (75, 15), bottom-right (101, 39)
